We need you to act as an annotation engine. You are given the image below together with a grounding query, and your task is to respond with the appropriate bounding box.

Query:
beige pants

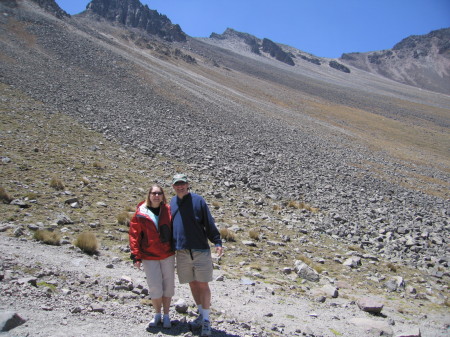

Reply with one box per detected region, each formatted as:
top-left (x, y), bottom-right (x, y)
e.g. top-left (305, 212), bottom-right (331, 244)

top-left (142, 255), bottom-right (175, 298)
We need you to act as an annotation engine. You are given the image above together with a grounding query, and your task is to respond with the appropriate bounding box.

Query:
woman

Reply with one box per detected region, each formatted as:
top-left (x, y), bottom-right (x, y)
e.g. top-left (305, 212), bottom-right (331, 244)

top-left (129, 184), bottom-right (175, 329)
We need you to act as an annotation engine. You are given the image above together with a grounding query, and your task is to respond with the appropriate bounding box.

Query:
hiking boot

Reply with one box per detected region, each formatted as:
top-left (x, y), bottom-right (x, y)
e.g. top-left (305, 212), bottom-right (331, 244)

top-left (201, 320), bottom-right (211, 337)
top-left (162, 315), bottom-right (172, 329)
top-left (147, 314), bottom-right (161, 328)
top-left (190, 314), bottom-right (203, 329)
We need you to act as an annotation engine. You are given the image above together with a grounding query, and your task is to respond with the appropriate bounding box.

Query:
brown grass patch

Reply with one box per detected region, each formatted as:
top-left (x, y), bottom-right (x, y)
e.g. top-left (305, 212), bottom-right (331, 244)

top-left (0, 186), bottom-right (13, 204)
top-left (219, 228), bottom-right (236, 242)
top-left (74, 232), bottom-right (99, 254)
top-left (249, 229), bottom-right (259, 240)
top-left (33, 230), bottom-right (61, 246)
top-left (117, 211), bottom-right (132, 226)
top-left (49, 177), bottom-right (65, 191)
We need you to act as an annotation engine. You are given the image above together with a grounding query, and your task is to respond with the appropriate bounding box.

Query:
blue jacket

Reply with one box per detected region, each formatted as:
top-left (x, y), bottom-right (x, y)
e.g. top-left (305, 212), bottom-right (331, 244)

top-left (170, 192), bottom-right (222, 250)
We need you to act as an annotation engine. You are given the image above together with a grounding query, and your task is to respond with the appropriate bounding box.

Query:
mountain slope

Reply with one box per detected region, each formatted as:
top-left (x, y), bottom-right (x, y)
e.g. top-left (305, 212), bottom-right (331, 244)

top-left (0, 0), bottom-right (449, 276)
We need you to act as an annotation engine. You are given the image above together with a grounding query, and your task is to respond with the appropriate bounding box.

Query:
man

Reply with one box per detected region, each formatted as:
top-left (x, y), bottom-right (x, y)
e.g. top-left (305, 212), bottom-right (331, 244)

top-left (170, 173), bottom-right (223, 337)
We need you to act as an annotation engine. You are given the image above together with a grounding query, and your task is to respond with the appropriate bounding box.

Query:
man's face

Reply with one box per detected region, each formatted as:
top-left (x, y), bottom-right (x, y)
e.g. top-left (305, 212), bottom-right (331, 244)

top-left (173, 181), bottom-right (189, 197)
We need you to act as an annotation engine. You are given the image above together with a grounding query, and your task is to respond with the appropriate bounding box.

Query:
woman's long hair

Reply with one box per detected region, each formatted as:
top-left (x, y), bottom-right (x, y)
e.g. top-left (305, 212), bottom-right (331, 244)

top-left (145, 184), bottom-right (167, 207)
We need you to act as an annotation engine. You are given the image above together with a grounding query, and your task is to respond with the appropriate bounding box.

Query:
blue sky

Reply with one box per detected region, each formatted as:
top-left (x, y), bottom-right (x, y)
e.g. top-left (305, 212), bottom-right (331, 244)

top-left (54, 0), bottom-right (450, 58)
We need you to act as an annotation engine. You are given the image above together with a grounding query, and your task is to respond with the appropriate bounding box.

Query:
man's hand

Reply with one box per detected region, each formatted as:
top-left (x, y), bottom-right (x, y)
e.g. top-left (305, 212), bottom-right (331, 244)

top-left (215, 246), bottom-right (224, 257)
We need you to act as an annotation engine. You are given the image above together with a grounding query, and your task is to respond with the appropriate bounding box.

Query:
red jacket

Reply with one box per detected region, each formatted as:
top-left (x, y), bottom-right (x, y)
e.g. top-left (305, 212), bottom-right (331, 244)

top-left (129, 201), bottom-right (174, 261)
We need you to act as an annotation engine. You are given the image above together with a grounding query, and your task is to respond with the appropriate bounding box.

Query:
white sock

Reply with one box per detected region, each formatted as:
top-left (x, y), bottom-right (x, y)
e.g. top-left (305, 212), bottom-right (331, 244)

top-left (202, 309), bottom-right (210, 321)
top-left (197, 304), bottom-right (203, 316)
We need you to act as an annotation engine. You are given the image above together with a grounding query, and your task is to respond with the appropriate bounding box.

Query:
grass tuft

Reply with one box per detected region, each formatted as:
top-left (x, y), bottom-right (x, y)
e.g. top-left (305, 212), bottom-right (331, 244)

top-left (387, 262), bottom-right (399, 272)
top-left (0, 186), bottom-right (13, 204)
top-left (50, 177), bottom-right (65, 191)
top-left (249, 228), bottom-right (259, 241)
top-left (33, 230), bottom-right (61, 246)
top-left (219, 228), bottom-right (236, 242)
top-left (74, 232), bottom-right (99, 254)
top-left (117, 211), bottom-right (132, 226)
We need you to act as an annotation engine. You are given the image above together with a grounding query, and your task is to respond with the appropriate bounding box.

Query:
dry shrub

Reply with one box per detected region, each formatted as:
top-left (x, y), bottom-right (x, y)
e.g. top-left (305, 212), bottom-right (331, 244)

top-left (33, 230), bottom-right (61, 246)
top-left (249, 263), bottom-right (262, 271)
top-left (298, 255), bottom-right (312, 265)
top-left (80, 177), bottom-right (90, 186)
top-left (124, 205), bottom-right (135, 212)
top-left (387, 262), bottom-right (398, 272)
top-left (25, 192), bottom-right (38, 200)
top-left (75, 232), bottom-right (98, 254)
top-left (50, 177), bottom-right (65, 191)
top-left (117, 211), bottom-right (132, 226)
top-left (313, 264), bottom-right (325, 274)
top-left (0, 186), bottom-right (13, 204)
top-left (287, 200), bottom-right (299, 208)
top-left (219, 228), bottom-right (236, 242)
top-left (348, 245), bottom-right (364, 252)
top-left (93, 161), bottom-right (105, 170)
top-left (249, 229), bottom-right (259, 241)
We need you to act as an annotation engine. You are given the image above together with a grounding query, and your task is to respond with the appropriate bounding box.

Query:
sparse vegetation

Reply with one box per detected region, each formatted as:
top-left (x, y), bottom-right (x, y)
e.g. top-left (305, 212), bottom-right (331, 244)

top-left (49, 177), bottom-right (65, 191)
top-left (297, 255), bottom-right (313, 265)
top-left (93, 161), bottom-right (105, 170)
top-left (330, 328), bottom-right (343, 336)
top-left (249, 229), bottom-right (259, 240)
top-left (0, 186), bottom-right (13, 204)
top-left (219, 228), bottom-right (236, 242)
top-left (387, 262), bottom-right (399, 272)
top-left (37, 281), bottom-right (57, 292)
top-left (117, 211), bottom-right (133, 226)
top-left (74, 232), bottom-right (99, 255)
top-left (33, 230), bottom-right (61, 246)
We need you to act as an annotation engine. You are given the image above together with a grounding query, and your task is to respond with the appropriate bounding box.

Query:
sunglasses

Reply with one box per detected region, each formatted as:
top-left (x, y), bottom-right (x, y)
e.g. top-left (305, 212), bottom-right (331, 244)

top-left (150, 192), bottom-right (163, 196)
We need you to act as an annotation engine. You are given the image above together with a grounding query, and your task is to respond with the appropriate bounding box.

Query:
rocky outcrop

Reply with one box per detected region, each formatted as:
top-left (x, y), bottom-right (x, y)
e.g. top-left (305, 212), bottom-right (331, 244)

top-left (210, 28), bottom-right (296, 65)
top-left (83, 0), bottom-right (186, 42)
top-left (329, 60), bottom-right (350, 73)
top-left (340, 28), bottom-right (450, 95)
top-left (30, 0), bottom-right (69, 18)
top-left (261, 38), bottom-right (295, 65)
top-left (210, 28), bottom-right (261, 55)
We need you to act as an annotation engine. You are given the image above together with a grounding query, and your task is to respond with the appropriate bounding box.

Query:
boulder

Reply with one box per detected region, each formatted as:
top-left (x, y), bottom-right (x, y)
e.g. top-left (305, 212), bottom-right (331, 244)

top-left (0, 311), bottom-right (26, 332)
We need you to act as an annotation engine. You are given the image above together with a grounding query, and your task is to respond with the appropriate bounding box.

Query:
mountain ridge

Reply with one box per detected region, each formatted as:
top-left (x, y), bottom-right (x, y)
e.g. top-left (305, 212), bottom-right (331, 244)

top-left (0, 0), bottom-right (449, 335)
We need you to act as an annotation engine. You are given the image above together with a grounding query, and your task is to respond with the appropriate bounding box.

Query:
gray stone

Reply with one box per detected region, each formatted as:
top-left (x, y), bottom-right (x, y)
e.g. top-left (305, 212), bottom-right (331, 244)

top-left (394, 328), bottom-right (421, 337)
top-left (356, 297), bottom-right (384, 313)
top-left (174, 299), bottom-right (188, 313)
top-left (294, 260), bottom-right (320, 282)
top-left (349, 318), bottom-right (393, 336)
top-left (0, 311), bottom-right (27, 332)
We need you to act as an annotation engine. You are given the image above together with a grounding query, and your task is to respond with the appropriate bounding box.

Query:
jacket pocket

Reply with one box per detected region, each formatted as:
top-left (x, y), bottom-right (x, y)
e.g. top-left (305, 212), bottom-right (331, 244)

top-left (159, 223), bottom-right (172, 243)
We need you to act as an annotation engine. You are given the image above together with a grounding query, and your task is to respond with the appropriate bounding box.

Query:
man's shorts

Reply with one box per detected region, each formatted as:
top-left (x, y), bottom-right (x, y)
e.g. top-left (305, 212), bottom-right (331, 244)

top-left (142, 255), bottom-right (175, 298)
top-left (176, 249), bottom-right (213, 284)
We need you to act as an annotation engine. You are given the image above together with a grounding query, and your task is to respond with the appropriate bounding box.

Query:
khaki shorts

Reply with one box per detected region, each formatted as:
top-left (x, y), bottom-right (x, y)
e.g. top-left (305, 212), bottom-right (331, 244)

top-left (142, 255), bottom-right (175, 298)
top-left (176, 249), bottom-right (213, 284)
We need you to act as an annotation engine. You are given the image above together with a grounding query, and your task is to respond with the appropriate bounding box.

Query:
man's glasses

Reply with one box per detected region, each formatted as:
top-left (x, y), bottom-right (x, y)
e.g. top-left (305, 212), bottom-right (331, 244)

top-left (150, 192), bottom-right (163, 196)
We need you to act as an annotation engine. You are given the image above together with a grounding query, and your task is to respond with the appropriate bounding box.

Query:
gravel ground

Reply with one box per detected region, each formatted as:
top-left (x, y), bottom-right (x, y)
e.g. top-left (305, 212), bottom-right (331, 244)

top-left (1, 234), bottom-right (449, 337)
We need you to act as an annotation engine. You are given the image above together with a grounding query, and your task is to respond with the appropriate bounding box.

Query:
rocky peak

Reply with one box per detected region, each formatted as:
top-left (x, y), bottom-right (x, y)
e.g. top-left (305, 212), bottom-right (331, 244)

top-left (393, 27), bottom-right (450, 55)
top-left (84, 0), bottom-right (186, 42)
top-left (340, 27), bottom-right (450, 94)
top-left (211, 28), bottom-right (261, 54)
top-left (30, 0), bottom-right (69, 18)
